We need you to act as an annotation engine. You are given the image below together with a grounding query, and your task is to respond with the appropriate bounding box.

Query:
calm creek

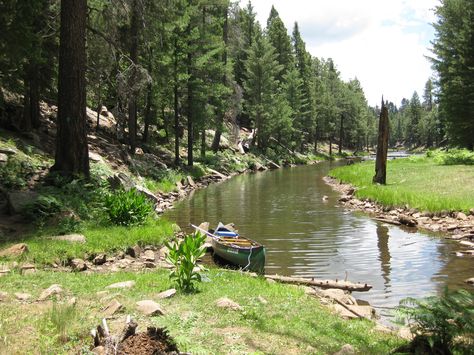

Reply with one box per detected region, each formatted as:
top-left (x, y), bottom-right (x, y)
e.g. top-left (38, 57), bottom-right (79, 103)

top-left (164, 161), bottom-right (473, 320)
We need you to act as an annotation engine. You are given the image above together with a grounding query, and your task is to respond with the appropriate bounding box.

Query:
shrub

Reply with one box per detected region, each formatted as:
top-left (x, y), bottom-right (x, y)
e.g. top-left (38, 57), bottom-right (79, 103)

top-left (104, 188), bottom-right (153, 226)
top-left (428, 149), bottom-right (474, 165)
top-left (0, 155), bottom-right (39, 189)
top-left (165, 232), bottom-right (207, 292)
top-left (395, 288), bottom-right (474, 354)
top-left (24, 195), bottom-right (63, 221)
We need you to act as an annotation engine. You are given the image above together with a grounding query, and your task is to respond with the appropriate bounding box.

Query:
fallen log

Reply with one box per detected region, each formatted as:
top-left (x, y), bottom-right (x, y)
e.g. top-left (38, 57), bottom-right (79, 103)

top-left (374, 217), bottom-right (401, 226)
top-left (264, 274), bottom-right (372, 292)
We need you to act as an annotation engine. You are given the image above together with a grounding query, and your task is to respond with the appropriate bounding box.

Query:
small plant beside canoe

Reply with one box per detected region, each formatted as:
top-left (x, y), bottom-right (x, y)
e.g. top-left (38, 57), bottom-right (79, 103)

top-left (165, 232), bottom-right (207, 292)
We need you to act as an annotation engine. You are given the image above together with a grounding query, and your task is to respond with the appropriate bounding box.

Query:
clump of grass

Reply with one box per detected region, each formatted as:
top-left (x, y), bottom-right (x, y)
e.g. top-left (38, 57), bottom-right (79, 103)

top-left (39, 302), bottom-right (78, 345)
top-left (329, 157), bottom-right (474, 213)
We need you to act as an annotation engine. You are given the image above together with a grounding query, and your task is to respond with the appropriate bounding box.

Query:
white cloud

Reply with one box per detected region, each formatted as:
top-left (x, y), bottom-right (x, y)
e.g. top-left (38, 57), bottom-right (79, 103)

top-left (241, 0), bottom-right (439, 106)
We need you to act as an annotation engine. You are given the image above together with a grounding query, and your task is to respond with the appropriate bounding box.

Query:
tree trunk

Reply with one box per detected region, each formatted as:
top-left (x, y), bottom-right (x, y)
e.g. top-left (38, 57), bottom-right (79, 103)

top-left (373, 100), bottom-right (389, 184)
top-left (128, 0), bottom-right (139, 154)
top-left (21, 66), bottom-right (41, 131)
top-left (339, 113), bottom-right (344, 154)
top-left (142, 83), bottom-right (152, 143)
top-left (201, 129), bottom-right (206, 158)
top-left (313, 128), bottom-right (318, 154)
top-left (173, 39), bottom-right (180, 166)
top-left (186, 44), bottom-right (194, 166)
top-left (52, 0), bottom-right (89, 177)
top-left (211, 5), bottom-right (228, 152)
top-left (329, 136), bottom-right (332, 156)
top-left (96, 102), bottom-right (101, 131)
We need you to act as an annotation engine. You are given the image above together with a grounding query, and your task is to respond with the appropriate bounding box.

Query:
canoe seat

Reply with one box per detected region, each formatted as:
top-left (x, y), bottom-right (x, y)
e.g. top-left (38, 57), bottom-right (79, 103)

top-left (216, 230), bottom-right (239, 238)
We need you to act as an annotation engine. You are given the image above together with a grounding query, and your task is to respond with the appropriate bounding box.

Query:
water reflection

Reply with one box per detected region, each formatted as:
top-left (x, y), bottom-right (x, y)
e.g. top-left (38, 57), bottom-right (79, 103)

top-left (377, 224), bottom-right (391, 289)
top-left (164, 162), bottom-right (473, 311)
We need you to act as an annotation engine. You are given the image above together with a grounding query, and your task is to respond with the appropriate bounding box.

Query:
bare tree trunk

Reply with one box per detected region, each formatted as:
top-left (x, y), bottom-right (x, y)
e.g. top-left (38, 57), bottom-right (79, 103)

top-left (373, 100), bottom-right (389, 184)
top-left (52, 0), bottom-right (89, 177)
top-left (329, 136), bottom-right (332, 157)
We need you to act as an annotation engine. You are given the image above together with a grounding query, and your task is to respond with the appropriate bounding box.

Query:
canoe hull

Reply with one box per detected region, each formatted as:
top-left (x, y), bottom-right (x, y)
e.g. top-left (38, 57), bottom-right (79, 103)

top-left (211, 238), bottom-right (265, 274)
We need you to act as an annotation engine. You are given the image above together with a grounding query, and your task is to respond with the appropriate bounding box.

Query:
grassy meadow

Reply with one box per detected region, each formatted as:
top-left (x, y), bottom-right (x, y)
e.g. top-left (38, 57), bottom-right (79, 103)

top-left (329, 156), bottom-right (474, 213)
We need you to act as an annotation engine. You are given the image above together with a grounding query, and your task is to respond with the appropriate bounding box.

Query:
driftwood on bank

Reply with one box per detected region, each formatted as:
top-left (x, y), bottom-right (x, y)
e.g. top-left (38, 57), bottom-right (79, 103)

top-left (374, 217), bottom-right (401, 226)
top-left (264, 274), bottom-right (372, 292)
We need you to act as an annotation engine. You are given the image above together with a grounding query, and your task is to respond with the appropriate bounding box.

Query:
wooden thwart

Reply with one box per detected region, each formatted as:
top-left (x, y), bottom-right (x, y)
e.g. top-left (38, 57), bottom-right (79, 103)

top-left (264, 274), bottom-right (372, 292)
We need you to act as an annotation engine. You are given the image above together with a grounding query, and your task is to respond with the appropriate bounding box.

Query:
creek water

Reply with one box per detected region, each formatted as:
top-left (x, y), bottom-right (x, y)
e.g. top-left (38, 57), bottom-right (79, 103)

top-left (164, 161), bottom-right (473, 320)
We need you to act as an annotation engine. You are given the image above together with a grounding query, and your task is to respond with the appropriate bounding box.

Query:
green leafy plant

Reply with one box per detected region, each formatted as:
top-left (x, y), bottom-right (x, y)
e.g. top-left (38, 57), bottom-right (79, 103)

top-left (395, 288), bottom-right (474, 354)
top-left (104, 188), bottom-right (153, 226)
top-left (24, 195), bottom-right (63, 221)
top-left (165, 232), bottom-right (207, 292)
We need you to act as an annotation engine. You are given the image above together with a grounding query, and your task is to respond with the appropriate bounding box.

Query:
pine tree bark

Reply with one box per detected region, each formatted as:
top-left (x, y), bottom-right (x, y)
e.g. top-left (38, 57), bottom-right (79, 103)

top-left (373, 100), bottom-right (389, 184)
top-left (52, 0), bottom-right (89, 177)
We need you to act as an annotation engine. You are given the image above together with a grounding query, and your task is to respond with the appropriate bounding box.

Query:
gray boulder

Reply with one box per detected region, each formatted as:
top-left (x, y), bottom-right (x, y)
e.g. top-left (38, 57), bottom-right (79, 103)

top-left (7, 191), bottom-right (39, 214)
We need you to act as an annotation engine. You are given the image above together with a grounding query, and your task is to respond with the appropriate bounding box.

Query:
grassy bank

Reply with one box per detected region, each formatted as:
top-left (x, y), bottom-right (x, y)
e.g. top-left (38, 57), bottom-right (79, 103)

top-left (329, 156), bottom-right (474, 213)
top-left (0, 219), bottom-right (174, 266)
top-left (0, 268), bottom-right (404, 354)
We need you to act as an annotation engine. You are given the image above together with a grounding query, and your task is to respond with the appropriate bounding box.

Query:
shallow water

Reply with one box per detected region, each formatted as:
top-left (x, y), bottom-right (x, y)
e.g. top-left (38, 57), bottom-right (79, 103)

top-left (164, 161), bottom-right (473, 319)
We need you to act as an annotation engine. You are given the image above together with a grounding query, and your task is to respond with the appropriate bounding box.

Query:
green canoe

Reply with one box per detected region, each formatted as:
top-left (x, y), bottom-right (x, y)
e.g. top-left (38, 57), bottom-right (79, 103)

top-left (210, 224), bottom-right (266, 274)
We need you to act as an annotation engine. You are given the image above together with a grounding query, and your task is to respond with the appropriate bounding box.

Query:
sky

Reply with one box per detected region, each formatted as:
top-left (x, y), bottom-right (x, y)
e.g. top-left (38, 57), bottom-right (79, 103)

top-left (240, 0), bottom-right (439, 107)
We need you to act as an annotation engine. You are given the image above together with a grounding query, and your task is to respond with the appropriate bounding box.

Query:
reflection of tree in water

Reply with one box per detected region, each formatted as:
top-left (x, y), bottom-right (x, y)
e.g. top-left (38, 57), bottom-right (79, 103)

top-left (377, 224), bottom-right (391, 288)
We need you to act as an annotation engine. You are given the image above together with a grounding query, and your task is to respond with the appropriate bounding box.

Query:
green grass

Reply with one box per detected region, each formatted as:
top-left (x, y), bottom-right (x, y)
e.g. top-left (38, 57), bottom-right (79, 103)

top-left (0, 218), bottom-right (174, 265)
top-left (0, 268), bottom-right (404, 354)
top-left (329, 156), bottom-right (474, 213)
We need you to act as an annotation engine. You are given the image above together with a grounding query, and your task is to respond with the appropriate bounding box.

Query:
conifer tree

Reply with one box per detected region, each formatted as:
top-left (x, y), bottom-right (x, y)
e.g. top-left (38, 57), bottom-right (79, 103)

top-left (266, 6), bottom-right (293, 81)
top-left (431, 0), bottom-right (474, 149)
top-left (243, 32), bottom-right (282, 151)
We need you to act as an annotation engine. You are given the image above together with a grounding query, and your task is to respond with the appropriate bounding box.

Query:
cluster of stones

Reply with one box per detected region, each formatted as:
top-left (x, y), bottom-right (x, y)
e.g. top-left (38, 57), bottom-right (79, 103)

top-left (154, 170), bottom-right (230, 214)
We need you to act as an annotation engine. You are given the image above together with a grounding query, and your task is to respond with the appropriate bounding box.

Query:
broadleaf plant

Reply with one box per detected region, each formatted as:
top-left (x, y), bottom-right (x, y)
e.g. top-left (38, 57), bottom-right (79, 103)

top-left (165, 232), bottom-right (207, 293)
